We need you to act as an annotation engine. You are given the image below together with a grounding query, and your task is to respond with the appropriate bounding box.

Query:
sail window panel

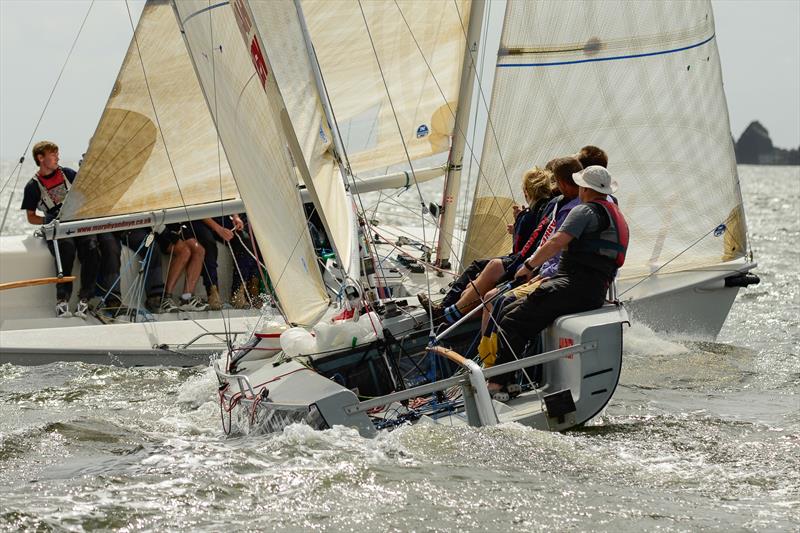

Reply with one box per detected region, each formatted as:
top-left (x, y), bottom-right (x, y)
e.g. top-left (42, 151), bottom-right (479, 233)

top-left (464, 0), bottom-right (746, 277)
top-left (175, 0), bottom-right (329, 326)
top-left (60, 1), bottom-right (238, 221)
top-left (302, 0), bottom-right (470, 175)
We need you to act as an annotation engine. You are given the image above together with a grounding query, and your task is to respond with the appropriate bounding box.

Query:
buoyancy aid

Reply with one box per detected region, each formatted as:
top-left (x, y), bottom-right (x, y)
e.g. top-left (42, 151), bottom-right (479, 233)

top-left (560, 199), bottom-right (629, 280)
top-left (31, 167), bottom-right (71, 213)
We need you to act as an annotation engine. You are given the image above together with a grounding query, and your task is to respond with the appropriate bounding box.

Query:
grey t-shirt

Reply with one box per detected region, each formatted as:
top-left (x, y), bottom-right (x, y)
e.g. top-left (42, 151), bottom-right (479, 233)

top-left (558, 204), bottom-right (602, 239)
top-left (558, 203), bottom-right (618, 262)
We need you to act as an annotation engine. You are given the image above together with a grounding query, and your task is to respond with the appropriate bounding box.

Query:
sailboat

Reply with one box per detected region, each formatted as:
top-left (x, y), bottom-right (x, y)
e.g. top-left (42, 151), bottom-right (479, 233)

top-left (0, 0), bottom-right (757, 433)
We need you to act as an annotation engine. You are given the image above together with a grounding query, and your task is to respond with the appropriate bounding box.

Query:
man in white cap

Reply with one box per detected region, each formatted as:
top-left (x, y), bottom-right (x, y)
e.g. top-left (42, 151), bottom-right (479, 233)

top-left (487, 165), bottom-right (629, 399)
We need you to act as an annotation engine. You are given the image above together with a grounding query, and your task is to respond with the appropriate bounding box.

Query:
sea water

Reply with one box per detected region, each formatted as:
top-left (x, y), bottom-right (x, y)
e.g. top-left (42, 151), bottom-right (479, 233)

top-left (0, 165), bottom-right (798, 531)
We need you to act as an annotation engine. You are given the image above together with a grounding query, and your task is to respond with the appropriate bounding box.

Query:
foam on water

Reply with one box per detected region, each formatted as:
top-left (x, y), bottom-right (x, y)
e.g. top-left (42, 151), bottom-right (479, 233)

top-left (1, 165), bottom-right (798, 531)
top-left (623, 322), bottom-right (690, 357)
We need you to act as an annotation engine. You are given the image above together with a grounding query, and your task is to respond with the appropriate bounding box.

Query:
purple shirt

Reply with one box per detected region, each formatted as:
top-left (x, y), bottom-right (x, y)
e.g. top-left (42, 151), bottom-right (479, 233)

top-left (539, 196), bottom-right (580, 277)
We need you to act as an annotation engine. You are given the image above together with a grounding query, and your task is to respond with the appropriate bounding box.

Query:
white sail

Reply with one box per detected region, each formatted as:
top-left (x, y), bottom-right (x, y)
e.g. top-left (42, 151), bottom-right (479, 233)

top-left (301, 0), bottom-right (471, 176)
top-left (247, 1), bottom-right (356, 278)
top-left (60, 0), bottom-right (238, 222)
top-left (174, 0), bottom-right (329, 325)
top-left (463, 0), bottom-right (747, 277)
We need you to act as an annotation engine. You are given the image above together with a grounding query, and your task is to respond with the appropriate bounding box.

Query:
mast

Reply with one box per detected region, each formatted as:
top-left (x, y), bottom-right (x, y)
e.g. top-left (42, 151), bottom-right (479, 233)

top-left (435, 0), bottom-right (486, 270)
top-left (293, 0), bottom-right (360, 283)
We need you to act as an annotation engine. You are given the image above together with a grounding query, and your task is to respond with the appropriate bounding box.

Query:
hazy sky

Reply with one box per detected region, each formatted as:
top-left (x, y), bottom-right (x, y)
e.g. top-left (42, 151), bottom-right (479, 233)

top-left (1, 0), bottom-right (798, 160)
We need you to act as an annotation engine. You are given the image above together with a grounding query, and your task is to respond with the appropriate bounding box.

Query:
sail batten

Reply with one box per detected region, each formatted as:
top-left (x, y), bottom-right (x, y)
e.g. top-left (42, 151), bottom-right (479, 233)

top-left (463, 0), bottom-right (747, 277)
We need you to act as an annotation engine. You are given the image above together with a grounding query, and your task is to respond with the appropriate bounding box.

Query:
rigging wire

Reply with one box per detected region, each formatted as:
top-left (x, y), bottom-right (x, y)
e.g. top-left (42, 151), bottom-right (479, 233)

top-left (391, 0), bottom-right (515, 277)
top-left (0, 1), bottom-right (95, 234)
top-left (356, 0), bottom-right (440, 335)
top-left (208, 0), bottom-right (234, 349)
top-left (123, 0), bottom-right (228, 337)
top-left (617, 215), bottom-right (737, 298)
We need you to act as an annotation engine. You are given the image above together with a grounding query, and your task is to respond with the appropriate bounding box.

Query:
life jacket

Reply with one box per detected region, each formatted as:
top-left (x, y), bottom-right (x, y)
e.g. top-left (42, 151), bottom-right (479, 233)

top-left (560, 199), bottom-right (629, 280)
top-left (31, 167), bottom-right (71, 214)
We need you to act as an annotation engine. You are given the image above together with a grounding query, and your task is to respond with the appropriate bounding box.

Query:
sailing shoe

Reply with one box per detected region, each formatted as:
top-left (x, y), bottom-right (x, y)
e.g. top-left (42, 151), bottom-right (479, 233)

top-left (55, 300), bottom-right (72, 318)
top-left (207, 285), bottom-right (222, 311)
top-left (231, 285), bottom-right (250, 309)
top-left (74, 299), bottom-right (90, 319)
top-left (247, 277), bottom-right (263, 309)
top-left (422, 300), bottom-right (445, 322)
top-left (180, 296), bottom-right (209, 312)
top-left (145, 295), bottom-right (162, 313)
top-left (159, 296), bottom-right (180, 313)
top-left (417, 291), bottom-right (431, 309)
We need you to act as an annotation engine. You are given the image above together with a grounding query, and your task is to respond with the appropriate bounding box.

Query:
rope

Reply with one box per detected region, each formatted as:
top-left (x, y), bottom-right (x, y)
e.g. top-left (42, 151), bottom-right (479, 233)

top-left (618, 217), bottom-right (733, 298)
top-left (0, 163), bottom-right (25, 235)
top-left (0, 2), bottom-right (95, 233)
top-left (357, 0), bottom-right (442, 335)
top-left (392, 0), bottom-right (515, 268)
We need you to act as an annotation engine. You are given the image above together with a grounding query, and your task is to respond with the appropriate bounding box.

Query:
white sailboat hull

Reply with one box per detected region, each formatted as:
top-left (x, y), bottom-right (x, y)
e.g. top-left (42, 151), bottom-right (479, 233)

top-left (617, 259), bottom-right (757, 338)
top-left (215, 303), bottom-right (627, 436)
top-left (0, 234), bottom-right (265, 365)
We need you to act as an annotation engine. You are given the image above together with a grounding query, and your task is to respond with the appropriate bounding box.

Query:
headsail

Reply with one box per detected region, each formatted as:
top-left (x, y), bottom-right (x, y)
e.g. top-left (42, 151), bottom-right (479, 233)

top-left (174, 0), bottom-right (328, 325)
top-left (59, 0), bottom-right (238, 222)
top-left (247, 1), bottom-right (356, 279)
top-left (301, 0), bottom-right (471, 176)
top-left (463, 0), bottom-right (747, 278)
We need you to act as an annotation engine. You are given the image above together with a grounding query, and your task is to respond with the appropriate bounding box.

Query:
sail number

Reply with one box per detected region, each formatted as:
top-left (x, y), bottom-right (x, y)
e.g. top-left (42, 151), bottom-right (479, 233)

top-left (231, 0), bottom-right (269, 89)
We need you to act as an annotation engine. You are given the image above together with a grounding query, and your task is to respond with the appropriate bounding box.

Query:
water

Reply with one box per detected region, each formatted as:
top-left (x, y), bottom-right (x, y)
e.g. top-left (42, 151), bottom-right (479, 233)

top-left (1, 165), bottom-right (799, 531)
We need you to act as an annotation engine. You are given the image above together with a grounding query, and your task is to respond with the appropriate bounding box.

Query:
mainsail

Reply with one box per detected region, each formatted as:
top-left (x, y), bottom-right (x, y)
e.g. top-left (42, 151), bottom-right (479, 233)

top-left (301, 0), bottom-right (471, 176)
top-left (59, 0), bottom-right (238, 221)
top-left (174, 0), bottom-right (329, 325)
top-left (463, 0), bottom-right (747, 278)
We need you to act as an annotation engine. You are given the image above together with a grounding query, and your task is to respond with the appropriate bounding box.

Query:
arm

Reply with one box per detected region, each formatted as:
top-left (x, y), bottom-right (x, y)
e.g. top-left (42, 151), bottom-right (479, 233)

top-left (203, 217), bottom-right (234, 241)
top-left (515, 231), bottom-right (574, 280)
top-left (231, 213), bottom-right (244, 231)
top-left (26, 210), bottom-right (44, 225)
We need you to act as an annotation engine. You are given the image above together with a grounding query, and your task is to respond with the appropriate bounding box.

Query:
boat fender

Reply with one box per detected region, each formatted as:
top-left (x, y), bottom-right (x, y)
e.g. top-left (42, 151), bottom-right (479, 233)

top-left (280, 327), bottom-right (318, 358)
top-left (724, 272), bottom-right (760, 288)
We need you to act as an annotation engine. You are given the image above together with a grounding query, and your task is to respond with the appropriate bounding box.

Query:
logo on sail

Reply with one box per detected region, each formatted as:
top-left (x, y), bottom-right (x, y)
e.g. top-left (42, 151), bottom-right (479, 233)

top-left (231, 0), bottom-right (269, 90)
top-left (416, 124), bottom-right (429, 138)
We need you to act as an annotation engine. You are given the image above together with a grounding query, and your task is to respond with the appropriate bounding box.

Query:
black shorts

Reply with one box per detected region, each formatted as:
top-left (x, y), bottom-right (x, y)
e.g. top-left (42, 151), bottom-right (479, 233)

top-left (156, 223), bottom-right (185, 254)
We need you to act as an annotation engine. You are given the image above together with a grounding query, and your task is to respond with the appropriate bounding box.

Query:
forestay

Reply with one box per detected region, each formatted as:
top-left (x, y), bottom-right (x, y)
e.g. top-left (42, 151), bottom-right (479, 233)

top-left (463, 0), bottom-right (747, 278)
top-left (301, 0), bottom-right (471, 176)
top-left (174, 0), bottom-right (328, 326)
top-left (60, 0), bottom-right (238, 221)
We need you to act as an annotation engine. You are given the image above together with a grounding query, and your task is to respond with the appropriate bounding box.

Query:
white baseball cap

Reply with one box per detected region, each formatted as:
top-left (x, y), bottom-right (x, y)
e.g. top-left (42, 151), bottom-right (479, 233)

top-left (573, 165), bottom-right (618, 194)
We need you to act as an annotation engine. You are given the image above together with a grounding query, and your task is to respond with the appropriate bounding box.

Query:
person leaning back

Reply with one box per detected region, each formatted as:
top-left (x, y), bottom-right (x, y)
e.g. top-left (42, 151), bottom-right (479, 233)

top-left (20, 141), bottom-right (100, 318)
top-left (488, 165), bottom-right (629, 398)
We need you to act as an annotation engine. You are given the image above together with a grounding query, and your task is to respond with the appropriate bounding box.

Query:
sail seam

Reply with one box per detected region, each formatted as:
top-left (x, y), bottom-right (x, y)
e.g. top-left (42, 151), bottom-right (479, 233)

top-left (498, 34), bottom-right (715, 68)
